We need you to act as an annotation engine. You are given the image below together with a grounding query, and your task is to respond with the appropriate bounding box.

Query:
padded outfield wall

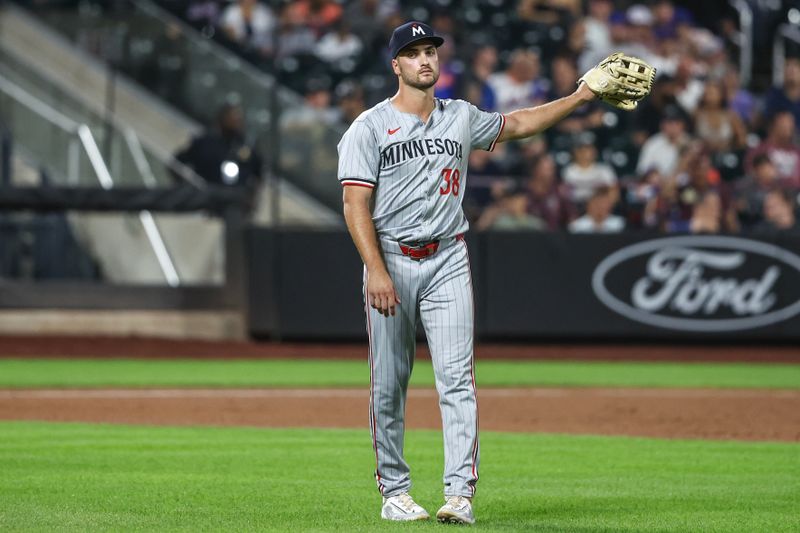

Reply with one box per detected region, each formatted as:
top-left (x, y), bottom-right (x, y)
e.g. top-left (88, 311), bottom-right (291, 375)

top-left (247, 230), bottom-right (800, 341)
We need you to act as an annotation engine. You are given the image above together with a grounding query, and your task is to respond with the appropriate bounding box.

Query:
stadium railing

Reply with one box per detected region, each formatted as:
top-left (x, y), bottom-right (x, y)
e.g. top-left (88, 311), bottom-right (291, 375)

top-left (27, 0), bottom-right (346, 212)
top-left (0, 72), bottom-right (200, 285)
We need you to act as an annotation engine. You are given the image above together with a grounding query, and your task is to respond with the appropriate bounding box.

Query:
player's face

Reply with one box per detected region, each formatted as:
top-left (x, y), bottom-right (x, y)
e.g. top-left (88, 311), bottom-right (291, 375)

top-left (393, 43), bottom-right (440, 90)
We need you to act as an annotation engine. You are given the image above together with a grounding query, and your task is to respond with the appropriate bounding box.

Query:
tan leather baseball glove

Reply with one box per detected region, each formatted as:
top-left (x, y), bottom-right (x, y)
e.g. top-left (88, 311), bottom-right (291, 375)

top-left (579, 52), bottom-right (656, 111)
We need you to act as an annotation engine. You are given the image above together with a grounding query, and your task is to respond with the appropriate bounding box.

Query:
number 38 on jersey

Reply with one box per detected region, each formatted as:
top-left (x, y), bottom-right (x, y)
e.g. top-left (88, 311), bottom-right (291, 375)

top-left (440, 168), bottom-right (460, 196)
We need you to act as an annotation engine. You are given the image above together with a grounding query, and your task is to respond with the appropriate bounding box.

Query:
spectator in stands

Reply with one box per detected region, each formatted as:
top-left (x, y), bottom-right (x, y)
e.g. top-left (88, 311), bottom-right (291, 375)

top-left (752, 189), bottom-right (800, 234)
top-left (581, 4), bottom-right (660, 73)
top-left (487, 49), bottom-right (548, 114)
top-left (373, 10), bottom-right (406, 67)
top-left (314, 19), bottom-right (363, 65)
top-left (722, 66), bottom-right (757, 127)
top-left (651, 0), bottom-right (694, 42)
top-left (505, 136), bottom-right (549, 180)
top-left (285, 0), bottom-right (342, 37)
top-left (334, 79), bottom-right (366, 126)
top-left (283, 77), bottom-right (339, 127)
top-left (581, 0), bottom-right (614, 68)
top-left (599, 5), bottom-right (654, 62)
top-left (430, 10), bottom-right (458, 46)
top-left (736, 154), bottom-right (780, 229)
top-left (745, 111), bottom-right (800, 187)
top-left (218, 0), bottom-right (276, 59)
top-left (429, 12), bottom-right (460, 101)
top-left (632, 74), bottom-right (685, 145)
top-left (687, 190), bottom-right (724, 234)
top-left (642, 171), bottom-right (682, 231)
top-left (647, 34), bottom-right (680, 78)
top-left (548, 55), bottom-right (580, 102)
top-left (463, 149), bottom-right (510, 225)
top-left (565, 16), bottom-right (588, 59)
top-left (459, 45), bottom-right (498, 111)
top-left (568, 185), bottom-right (625, 233)
top-left (674, 7), bottom-right (724, 70)
top-left (433, 39), bottom-right (460, 100)
top-left (671, 146), bottom-right (738, 233)
top-left (629, 167), bottom-right (661, 225)
top-left (476, 190), bottom-right (547, 231)
top-left (672, 55), bottom-right (705, 114)
top-left (343, 0), bottom-right (398, 53)
top-left (546, 55), bottom-right (606, 137)
top-left (517, 0), bottom-right (581, 27)
top-left (524, 154), bottom-right (576, 230)
top-left (148, 0), bottom-right (793, 234)
top-left (752, 189), bottom-right (800, 235)
top-left (693, 80), bottom-right (747, 153)
top-left (174, 103), bottom-right (262, 189)
top-left (624, 4), bottom-right (657, 54)
top-left (763, 57), bottom-right (800, 126)
top-left (274, 2), bottom-right (317, 61)
top-left (562, 132), bottom-right (617, 205)
top-left (636, 105), bottom-right (691, 177)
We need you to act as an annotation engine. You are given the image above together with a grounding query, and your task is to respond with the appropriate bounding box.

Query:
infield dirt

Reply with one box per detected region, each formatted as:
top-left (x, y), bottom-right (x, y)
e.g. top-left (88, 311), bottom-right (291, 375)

top-left (1, 387), bottom-right (798, 442)
top-left (2, 336), bottom-right (798, 442)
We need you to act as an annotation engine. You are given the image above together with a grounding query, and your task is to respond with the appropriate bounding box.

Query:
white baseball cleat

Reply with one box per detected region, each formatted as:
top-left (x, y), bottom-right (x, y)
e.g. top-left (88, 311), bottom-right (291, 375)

top-left (436, 495), bottom-right (475, 525)
top-left (380, 492), bottom-right (430, 521)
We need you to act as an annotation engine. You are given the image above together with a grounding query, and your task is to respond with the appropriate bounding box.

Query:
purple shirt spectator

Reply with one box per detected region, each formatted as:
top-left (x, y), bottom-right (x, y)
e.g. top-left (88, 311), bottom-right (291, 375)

top-left (763, 58), bottom-right (800, 125)
top-left (524, 155), bottom-right (576, 231)
top-left (652, 0), bottom-right (694, 41)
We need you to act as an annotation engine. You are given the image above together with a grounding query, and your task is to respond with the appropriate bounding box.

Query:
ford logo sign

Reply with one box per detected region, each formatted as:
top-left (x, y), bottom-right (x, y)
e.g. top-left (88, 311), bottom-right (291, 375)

top-left (591, 236), bottom-right (800, 331)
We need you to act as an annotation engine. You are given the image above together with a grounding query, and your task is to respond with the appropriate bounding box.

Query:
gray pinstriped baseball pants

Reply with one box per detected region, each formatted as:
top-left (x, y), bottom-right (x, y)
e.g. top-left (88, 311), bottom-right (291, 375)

top-left (364, 237), bottom-right (479, 499)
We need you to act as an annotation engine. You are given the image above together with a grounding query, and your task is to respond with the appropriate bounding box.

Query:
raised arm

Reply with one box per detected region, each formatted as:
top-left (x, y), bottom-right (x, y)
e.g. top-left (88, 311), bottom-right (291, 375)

top-left (342, 185), bottom-right (400, 317)
top-left (498, 52), bottom-right (656, 142)
top-left (497, 83), bottom-right (596, 143)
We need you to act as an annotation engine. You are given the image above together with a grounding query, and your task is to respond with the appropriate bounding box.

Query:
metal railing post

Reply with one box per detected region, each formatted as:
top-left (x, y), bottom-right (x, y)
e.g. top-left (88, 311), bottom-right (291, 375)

top-left (1, 131), bottom-right (10, 185)
top-left (68, 136), bottom-right (80, 186)
top-left (124, 127), bottom-right (181, 287)
top-left (729, 0), bottom-right (753, 87)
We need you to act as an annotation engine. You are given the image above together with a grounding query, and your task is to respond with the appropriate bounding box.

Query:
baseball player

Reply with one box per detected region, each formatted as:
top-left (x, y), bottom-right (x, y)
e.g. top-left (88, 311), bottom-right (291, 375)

top-left (337, 21), bottom-right (654, 524)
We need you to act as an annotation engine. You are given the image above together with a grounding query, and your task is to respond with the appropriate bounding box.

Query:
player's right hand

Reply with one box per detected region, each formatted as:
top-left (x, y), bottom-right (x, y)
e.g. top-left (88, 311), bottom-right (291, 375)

top-left (367, 269), bottom-right (401, 317)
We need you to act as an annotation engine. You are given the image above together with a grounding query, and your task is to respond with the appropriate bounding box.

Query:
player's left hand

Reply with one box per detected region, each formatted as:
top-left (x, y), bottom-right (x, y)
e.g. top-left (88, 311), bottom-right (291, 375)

top-left (578, 52), bottom-right (656, 111)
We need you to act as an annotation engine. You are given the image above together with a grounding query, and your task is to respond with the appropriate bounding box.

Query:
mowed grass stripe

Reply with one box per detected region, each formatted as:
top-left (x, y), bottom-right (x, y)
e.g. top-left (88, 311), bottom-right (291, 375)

top-left (0, 359), bottom-right (798, 389)
top-left (0, 421), bottom-right (797, 532)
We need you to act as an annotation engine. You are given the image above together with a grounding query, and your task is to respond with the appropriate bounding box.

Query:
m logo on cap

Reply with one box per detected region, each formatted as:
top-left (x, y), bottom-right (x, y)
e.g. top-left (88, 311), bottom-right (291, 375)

top-left (389, 21), bottom-right (443, 59)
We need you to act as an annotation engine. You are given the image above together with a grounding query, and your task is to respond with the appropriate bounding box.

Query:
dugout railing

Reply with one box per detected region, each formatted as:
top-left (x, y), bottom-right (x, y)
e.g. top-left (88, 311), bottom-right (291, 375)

top-left (0, 185), bottom-right (249, 310)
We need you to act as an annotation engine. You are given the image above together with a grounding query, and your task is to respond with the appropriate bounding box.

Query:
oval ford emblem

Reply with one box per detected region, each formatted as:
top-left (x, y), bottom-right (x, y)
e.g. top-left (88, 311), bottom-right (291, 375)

top-left (591, 236), bottom-right (800, 331)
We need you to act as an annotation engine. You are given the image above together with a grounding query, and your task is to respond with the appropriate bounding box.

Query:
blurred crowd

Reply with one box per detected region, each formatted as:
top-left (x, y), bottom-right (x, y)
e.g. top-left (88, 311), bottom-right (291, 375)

top-left (110, 0), bottom-right (800, 233)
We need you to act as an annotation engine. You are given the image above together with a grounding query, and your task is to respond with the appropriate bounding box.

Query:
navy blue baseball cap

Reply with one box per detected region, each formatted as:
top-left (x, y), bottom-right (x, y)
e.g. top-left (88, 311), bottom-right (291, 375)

top-left (389, 21), bottom-right (444, 59)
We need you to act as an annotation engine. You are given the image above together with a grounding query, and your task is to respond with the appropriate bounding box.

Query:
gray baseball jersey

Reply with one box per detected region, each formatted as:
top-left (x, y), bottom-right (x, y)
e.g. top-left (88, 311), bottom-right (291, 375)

top-left (338, 97), bottom-right (504, 500)
top-left (338, 98), bottom-right (505, 242)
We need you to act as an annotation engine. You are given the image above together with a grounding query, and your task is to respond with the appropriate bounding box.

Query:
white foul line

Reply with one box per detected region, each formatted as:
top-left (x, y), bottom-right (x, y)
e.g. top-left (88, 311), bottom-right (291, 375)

top-left (0, 388), bottom-right (796, 400)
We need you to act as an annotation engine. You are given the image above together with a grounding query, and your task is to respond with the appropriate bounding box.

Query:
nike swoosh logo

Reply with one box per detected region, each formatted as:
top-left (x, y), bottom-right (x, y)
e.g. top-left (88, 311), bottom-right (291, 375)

top-left (388, 127), bottom-right (401, 135)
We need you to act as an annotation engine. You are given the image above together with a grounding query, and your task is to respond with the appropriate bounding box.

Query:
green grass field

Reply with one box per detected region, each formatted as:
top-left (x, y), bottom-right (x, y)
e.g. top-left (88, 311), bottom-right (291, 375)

top-left (0, 422), bottom-right (797, 532)
top-left (1, 358), bottom-right (798, 531)
top-left (1, 358), bottom-right (799, 389)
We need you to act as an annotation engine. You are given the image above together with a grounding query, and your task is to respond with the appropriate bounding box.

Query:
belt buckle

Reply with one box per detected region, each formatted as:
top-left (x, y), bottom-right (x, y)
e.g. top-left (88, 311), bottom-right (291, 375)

top-left (400, 240), bottom-right (439, 260)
